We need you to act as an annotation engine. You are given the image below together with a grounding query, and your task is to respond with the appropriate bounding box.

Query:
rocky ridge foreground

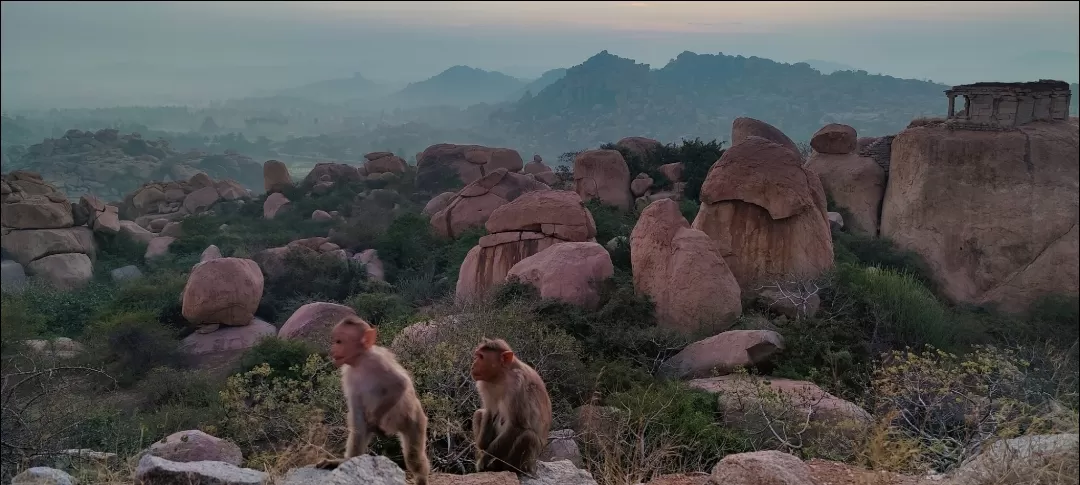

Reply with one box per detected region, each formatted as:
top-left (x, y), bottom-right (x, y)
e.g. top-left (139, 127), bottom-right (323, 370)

top-left (6, 129), bottom-right (263, 203)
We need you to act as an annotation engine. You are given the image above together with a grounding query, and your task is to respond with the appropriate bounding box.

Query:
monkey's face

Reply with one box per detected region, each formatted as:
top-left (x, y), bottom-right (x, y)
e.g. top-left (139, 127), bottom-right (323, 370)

top-left (329, 324), bottom-right (365, 368)
top-left (471, 350), bottom-right (501, 382)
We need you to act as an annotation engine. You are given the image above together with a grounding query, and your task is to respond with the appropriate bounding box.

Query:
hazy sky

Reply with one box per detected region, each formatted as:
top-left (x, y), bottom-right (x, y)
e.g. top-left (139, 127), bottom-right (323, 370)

top-left (2, 1), bottom-right (1078, 109)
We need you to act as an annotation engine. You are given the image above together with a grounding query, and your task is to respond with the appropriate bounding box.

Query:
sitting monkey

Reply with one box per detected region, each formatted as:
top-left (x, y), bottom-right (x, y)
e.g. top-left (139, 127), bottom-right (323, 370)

top-left (471, 338), bottom-right (552, 474)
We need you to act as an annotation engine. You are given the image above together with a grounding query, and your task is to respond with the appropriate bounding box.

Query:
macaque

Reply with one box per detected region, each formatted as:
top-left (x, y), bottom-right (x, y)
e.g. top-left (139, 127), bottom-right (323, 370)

top-left (471, 338), bottom-right (552, 474)
top-left (316, 316), bottom-right (430, 485)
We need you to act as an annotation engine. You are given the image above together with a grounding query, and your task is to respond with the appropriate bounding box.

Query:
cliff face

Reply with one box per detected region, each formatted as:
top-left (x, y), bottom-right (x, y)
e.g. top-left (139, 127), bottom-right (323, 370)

top-left (880, 121), bottom-right (1080, 312)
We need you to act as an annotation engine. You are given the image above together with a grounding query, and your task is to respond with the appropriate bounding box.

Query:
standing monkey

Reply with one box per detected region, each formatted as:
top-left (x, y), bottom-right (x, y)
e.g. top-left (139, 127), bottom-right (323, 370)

top-left (470, 338), bottom-right (552, 474)
top-left (317, 316), bottom-right (430, 485)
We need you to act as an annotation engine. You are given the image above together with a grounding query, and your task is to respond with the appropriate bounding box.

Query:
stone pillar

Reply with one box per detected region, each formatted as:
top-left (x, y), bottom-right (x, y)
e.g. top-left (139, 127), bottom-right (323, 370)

top-left (947, 94), bottom-right (956, 118)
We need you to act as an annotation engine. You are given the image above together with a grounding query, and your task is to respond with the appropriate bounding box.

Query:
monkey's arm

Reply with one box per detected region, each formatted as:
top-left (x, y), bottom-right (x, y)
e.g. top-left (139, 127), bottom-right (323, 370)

top-left (473, 409), bottom-right (500, 471)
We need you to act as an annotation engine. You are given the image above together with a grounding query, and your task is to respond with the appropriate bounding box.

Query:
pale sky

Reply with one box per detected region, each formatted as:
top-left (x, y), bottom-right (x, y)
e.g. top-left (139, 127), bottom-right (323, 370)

top-left (2, 1), bottom-right (1078, 109)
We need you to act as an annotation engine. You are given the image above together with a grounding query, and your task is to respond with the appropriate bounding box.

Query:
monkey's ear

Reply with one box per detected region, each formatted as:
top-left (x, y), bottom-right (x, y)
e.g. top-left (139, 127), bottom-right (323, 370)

top-left (500, 350), bottom-right (515, 364)
top-left (362, 327), bottom-right (377, 350)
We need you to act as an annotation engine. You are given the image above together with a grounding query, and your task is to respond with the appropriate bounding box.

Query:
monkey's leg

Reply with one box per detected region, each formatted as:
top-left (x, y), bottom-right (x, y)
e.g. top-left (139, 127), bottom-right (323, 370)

top-left (479, 428), bottom-right (541, 474)
top-left (316, 406), bottom-right (372, 469)
top-left (400, 419), bottom-right (431, 485)
top-left (503, 430), bottom-right (544, 474)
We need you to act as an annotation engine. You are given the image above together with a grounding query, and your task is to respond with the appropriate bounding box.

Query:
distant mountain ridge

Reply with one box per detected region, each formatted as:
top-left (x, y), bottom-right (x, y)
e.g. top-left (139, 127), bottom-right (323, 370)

top-left (492, 50), bottom-right (950, 155)
top-left (275, 72), bottom-right (389, 103)
top-left (391, 65), bottom-right (526, 108)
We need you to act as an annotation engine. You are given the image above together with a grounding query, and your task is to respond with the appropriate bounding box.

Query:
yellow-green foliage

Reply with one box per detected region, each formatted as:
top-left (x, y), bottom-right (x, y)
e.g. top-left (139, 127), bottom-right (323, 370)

top-left (219, 354), bottom-right (344, 449)
top-left (870, 345), bottom-right (1071, 473)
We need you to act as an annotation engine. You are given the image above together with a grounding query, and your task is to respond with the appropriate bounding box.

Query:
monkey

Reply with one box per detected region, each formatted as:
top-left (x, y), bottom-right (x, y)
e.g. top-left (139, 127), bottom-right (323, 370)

top-left (315, 315), bottom-right (430, 485)
top-left (470, 338), bottom-right (552, 474)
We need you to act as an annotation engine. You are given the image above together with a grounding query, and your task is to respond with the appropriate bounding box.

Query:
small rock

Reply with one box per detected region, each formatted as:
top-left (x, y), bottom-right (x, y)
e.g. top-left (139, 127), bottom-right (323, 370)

top-left (280, 455), bottom-right (406, 485)
top-left (200, 245), bottom-right (223, 263)
top-left (828, 212), bottom-right (844, 231)
top-left (521, 460), bottom-right (597, 485)
top-left (11, 467), bottom-right (76, 485)
top-left (110, 265), bottom-right (143, 283)
top-left (312, 210), bottom-right (333, 221)
top-left (135, 454), bottom-right (267, 485)
top-left (709, 450), bottom-right (814, 485)
top-left (145, 236), bottom-right (176, 260)
top-left (148, 429), bottom-right (243, 466)
top-left (539, 430), bottom-right (583, 467)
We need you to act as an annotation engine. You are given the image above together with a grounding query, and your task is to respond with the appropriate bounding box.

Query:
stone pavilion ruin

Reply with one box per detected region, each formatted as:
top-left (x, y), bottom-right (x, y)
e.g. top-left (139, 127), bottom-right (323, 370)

top-left (945, 80), bottom-right (1071, 127)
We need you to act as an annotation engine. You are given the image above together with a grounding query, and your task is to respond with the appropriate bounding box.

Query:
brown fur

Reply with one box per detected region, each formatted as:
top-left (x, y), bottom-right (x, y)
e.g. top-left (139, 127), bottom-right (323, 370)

top-left (471, 338), bottom-right (553, 474)
top-left (317, 316), bottom-right (430, 485)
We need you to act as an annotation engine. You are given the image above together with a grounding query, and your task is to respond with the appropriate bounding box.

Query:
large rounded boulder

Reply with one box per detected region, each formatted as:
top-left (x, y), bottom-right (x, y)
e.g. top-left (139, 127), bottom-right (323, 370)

top-left (430, 168), bottom-right (550, 238)
top-left (181, 258), bottom-right (264, 326)
top-left (632, 199), bottom-right (742, 334)
top-left (573, 149), bottom-right (633, 212)
top-left (506, 242), bottom-right (614, 309)
top-left (456, 190), bottom-right (596, 301)
top-left (730, 117), bottom-right (801, 157)
top-left (692, 136), bottom-right (833, 288)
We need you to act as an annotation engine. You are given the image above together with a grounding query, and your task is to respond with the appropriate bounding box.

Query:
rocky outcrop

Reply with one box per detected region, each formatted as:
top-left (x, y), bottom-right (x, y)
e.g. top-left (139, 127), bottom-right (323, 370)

top-left (263, 159), bottom-right (294, 193)
top-left (360, 151), bottom-right (409, 176)
top-left (880, 122), bottom-right (1079, 312)
top-left (2, 172), bottom-right (96, 290)
top-left (301, 162), bottom-right (365, 188)
top-left (730, 117), bottom-right (800, 157)
top-left (506, 242), bottom-right (614, 309)
top-left (523, 157), bottom-right (559, 186)
top-left (810, 123), bottom-right (858, 154)
top-left (615, 136), bottom-right (662, 159)
top-left (8, 129), bottom-right (262, 202)
top-left (805, 147), bottom-right (886, 236)
top-left (181, 258), bottom-right (264, 326)
top-left (423, 191), bottom-right (457, 216)
top-left (573, 149), bottom-right (632, 211)
top-left (416, 143), bottom-right (525, 190)
top-left (658, 330), bottom-right (784, 380)
top-left (121, 172), bottom-right (250, 229)
top-left (180, 318), bottom-right (276, 370)
top-left (430, 169), bottom-right (550, 238)
top-left (632, 199), bottom-right (741, 334)
top-left (457, 190), bottom-right (596, 301)
top-left (264, 192), bottom-right (291, 219)
top-left (278, 302), bottom-right (358, 348)
top-left (693, 136), bottom-right (833, 288)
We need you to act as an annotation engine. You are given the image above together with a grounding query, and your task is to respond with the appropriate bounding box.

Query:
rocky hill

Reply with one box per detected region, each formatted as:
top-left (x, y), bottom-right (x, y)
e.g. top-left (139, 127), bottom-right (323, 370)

top-left (492, 51), bottom-right (947, 154)
top-left (391, 65), bottom-right (527, 108)
top-left (5, 129), bottom-right (263, 202)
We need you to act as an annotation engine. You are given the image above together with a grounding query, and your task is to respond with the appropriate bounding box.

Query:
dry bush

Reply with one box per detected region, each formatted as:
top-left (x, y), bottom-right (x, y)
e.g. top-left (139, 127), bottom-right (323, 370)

top-left (708, 371), bottom-right (867, 461)
top-left (868, 345), bottom-right (1077, 475)
top-left (0, 347), bottom-right (119, 482)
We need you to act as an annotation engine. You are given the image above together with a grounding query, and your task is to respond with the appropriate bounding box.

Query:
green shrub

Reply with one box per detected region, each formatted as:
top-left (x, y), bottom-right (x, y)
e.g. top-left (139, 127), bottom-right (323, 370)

top-left (136, 367), bottom-right (223, 410)
top-left (586, 381), bottom-right (751, 483)
top-left (15, 280), bottom-right (116, 337)
top-left (532, 275), bottom-right (687, 372)
top-left (238, 337), bottom-right (320, 380)
top-left (84, 311), bottom-right (186, 386)
top-left (345, 292), bottom-right (412, 326)
top-left (92, 231), bottom-right (150, 274)
top-left (262, 248), bottom-right (370, 311)
top-left (838, 264), bottom-right (959, 351)
top-left (0, 292), bottom-right (45, 354)
top-left (586, 199), bottom-right (638, 247)
top-left (833, 231), bottom-right (933, 288)
top-left (679, 198), bottom-right (700, 223)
